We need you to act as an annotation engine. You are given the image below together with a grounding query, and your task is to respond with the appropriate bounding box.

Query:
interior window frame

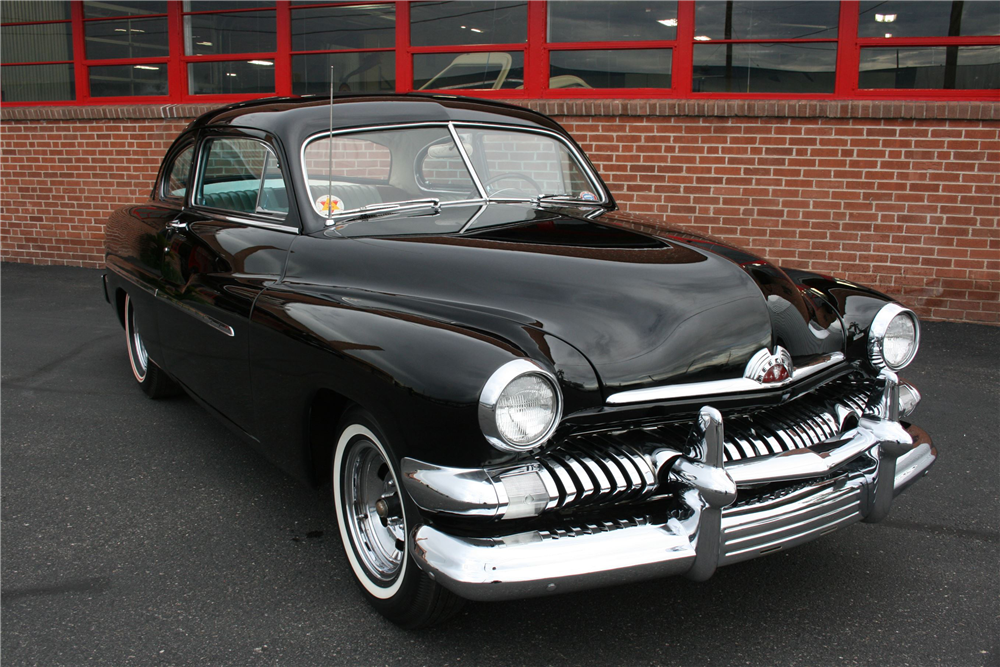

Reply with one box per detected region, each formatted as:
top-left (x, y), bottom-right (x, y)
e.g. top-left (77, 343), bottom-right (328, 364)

top-left (192, 132), bottom-right (291, 223)
top-left (158, 138), bottom-right (196, 204)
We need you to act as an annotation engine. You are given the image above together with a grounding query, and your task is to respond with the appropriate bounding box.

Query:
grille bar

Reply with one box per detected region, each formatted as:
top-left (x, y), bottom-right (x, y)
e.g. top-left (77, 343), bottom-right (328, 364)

top-left (535, 375), bottom-right (874, 512)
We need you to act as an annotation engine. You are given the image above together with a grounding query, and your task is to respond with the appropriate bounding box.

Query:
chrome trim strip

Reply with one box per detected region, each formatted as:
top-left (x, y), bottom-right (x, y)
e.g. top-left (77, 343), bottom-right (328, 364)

top-left (605, 352), bottom-right (846, 405)
top-left (156, 291), bottom-right (235, 337)
top-left (199, 213), bottom-right (299, 235)
top-left (451, 121), bottom-right (610, 206)
top-left (448, 121), bottom-right (487, 199)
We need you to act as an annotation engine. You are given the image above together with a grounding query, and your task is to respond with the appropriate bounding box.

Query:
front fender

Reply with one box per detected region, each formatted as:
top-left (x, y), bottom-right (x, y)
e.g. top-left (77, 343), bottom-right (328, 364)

top-left (248, 284), bottom-right (602, 477)
top-left (782, 268), bottom-right (895, 367)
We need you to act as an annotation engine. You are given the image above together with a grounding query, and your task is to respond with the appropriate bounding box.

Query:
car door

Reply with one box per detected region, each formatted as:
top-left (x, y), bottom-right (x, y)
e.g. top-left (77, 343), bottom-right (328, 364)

top-left (157, 129), bottom-right (298, 433)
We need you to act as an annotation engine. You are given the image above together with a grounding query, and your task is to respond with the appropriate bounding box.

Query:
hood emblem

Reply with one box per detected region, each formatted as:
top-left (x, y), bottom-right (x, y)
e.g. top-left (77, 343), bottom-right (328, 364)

top-left (744, 346), bottom-right (793, 384)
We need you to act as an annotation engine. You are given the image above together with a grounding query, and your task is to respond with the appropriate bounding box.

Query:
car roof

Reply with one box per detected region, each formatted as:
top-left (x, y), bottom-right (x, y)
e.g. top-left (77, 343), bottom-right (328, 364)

top-left (188, 94), bottom-right (566, 143)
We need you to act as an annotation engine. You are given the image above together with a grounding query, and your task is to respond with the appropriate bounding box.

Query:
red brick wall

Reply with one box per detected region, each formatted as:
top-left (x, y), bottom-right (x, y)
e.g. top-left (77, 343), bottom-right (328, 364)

top-left (1, 101), bottom-right (998, 324)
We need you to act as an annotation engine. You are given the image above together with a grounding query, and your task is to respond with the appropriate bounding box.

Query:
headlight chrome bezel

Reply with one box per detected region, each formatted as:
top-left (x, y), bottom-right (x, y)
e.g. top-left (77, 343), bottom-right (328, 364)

top-left (479, 359), bottom-right (563, 452)
top-left (868, 302), bottom-right (921, 371)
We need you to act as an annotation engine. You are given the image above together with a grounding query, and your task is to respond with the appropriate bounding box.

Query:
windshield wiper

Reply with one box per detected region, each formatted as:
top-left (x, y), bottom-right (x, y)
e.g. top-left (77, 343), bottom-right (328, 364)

top-left (534, 194), bottom-right (603, 205)
top-left (325, 198), bottom-right (441, 225)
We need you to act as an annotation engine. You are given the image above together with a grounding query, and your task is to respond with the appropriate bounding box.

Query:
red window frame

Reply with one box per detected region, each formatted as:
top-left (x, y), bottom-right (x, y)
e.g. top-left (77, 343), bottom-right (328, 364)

top-left (2, 0), bottom-right (997, 106)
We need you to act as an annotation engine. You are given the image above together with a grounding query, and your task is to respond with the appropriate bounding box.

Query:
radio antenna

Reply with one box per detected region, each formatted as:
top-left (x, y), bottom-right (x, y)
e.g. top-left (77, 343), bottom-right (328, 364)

top-left (327, 65), bottom-right (335, 221)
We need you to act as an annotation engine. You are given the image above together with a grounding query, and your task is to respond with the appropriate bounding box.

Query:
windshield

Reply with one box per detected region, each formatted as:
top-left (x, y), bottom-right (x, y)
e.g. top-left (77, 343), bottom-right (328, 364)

top-left (301, 123), bottom-right (605, 224)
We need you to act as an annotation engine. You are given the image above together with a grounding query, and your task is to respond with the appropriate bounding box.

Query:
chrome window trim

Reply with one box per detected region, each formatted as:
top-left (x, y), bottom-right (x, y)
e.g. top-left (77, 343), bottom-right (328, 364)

top-left (159, 141), bottom-right (196, 203)
top-left (479, 358), bottom-right (564, 452)
top-left (193, 135), bottom-right (292, 224)
top-left (605, 351), bottom-right (847, 405)
top-left (451, 121), bottom-right (609, 205)
top-left (300, 120), bottom-right (609, 223)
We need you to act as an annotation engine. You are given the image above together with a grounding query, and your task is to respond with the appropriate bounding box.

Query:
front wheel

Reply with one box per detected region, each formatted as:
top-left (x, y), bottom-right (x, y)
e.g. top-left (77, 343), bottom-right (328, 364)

top-left (124, 294), bottom-right (179, 399)
top-left (332, 408), bottom-right (463, 628)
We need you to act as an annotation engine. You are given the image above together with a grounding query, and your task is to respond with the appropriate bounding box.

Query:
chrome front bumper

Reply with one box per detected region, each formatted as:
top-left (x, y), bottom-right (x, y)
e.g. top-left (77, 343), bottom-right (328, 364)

top-left (404, 370), bottom-right (936, 601)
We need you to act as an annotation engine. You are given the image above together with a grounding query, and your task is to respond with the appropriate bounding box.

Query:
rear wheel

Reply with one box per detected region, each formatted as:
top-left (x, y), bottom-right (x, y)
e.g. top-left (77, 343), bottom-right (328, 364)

top-left (332, 407), bottom-right (463, 629)
top-left (124, 294), bottom-right (179, 399)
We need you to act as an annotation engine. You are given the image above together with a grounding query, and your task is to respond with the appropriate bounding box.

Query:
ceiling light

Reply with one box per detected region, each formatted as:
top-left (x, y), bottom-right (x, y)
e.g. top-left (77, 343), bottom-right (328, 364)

top-left (115, 28), bottom-right (126, 32)
top-left (884, 32), bottom-right (893, 38)
top-left (469, 28), bottom-right (482, 33)
top-left (694, 35), bottom-right (711, 41)
top-left (875, 13), bottom-right (897, 22)
top-left (248, 60), bottom-right (273, 66)
top-left (658, 18), bottom-right (678, 27)
top-left (226, 73), bottom-right (237, 77)
top-left (460, 25), bottom-right (466, 29)
top-left (130, 28), bottom-right (145, 33)
top-left (134, 65), bottom-right (159, 70)
top-left (196, 41), bottom-right (212, 46)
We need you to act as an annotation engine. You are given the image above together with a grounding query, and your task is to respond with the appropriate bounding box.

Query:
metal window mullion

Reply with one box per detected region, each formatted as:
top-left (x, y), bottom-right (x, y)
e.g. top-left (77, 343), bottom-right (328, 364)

top-left (448, 122), bottom-right (487, 200)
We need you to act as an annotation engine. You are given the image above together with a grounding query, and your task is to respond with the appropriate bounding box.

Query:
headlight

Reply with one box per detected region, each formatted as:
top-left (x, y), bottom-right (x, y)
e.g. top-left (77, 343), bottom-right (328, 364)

top-left (868, 303), bottom-right (920, 370)
top-left (479, 359), bottom-right (562, 452)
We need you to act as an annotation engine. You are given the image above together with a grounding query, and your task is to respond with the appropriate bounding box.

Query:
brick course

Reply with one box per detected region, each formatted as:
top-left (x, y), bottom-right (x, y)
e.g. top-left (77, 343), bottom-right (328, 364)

top-left (1, 100), bottom-right (997, 323)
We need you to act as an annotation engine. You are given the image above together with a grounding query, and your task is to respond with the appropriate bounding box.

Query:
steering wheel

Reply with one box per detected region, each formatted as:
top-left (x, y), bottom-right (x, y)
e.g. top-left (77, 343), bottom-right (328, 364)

top-left (481, 172), bottom-right (544, 197)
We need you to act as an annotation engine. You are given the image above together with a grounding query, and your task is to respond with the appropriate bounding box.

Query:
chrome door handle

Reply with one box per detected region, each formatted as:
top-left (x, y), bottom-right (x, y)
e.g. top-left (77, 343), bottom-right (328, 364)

top-left (166, 220), bottom-right (189, 231)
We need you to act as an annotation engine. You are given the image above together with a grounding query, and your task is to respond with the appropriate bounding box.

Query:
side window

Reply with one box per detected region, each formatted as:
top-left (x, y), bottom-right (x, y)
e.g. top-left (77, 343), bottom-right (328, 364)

top-left (162, 144), bottom-right (194, 201)
top-left (196, 137), bottom-right (288, 218)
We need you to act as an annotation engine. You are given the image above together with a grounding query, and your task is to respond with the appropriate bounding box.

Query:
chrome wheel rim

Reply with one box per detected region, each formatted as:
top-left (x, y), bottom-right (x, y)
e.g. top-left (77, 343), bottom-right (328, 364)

top-left (343, 438), bottom-right (405, 583)
top-left (125, 296), bottom-right (148, 382)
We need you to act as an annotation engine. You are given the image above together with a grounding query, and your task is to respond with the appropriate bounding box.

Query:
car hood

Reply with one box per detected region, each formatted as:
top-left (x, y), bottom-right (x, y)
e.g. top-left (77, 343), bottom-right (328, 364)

top-left (287, 204), bottom-right (844, 395)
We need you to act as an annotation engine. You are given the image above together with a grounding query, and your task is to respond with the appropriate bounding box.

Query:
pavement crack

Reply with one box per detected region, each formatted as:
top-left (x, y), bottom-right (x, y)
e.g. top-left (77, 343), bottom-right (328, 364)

top-left (2, 576), bottom-right (111, 602)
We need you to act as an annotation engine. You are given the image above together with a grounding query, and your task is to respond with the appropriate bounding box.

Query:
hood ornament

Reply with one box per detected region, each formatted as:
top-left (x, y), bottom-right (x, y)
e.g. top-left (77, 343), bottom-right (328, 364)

top-left (744, 346), bottom-right (793, 384)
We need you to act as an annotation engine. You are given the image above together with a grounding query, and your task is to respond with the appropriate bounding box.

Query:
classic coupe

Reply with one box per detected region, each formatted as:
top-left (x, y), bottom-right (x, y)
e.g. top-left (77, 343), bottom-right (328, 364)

top-left (103, 94), bottom-right (935, 628)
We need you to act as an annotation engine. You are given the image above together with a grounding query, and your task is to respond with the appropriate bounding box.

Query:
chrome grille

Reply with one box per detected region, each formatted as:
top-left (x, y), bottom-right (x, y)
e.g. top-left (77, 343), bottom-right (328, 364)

top-left (536, 375), bottom-right (875, 511)
top-left (720, 475), bottom-right (865, 565)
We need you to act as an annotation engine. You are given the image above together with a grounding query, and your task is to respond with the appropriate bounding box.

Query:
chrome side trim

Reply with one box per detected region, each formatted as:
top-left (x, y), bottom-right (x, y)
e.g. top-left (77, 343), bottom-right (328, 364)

top-left (200, 213), bottom-right (299, 234)
top-left (605, 351), bottom-right (846, 405)
top-left (156, 291), bottom-right (235, 337)
top-left (448, 122), bottom-right (487, 199)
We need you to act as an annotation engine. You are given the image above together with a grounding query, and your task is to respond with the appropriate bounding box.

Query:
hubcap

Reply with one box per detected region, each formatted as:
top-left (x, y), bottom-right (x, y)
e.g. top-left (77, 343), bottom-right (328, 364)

top-left (343, 439), bottom-right (405, 582)
top-left (131, 318), bottom-right (148, 374)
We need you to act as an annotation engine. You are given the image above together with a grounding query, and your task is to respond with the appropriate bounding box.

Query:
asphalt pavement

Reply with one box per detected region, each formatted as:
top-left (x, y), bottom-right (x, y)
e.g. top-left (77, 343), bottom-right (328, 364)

top-left (2, 262), bottom-right (998, 667)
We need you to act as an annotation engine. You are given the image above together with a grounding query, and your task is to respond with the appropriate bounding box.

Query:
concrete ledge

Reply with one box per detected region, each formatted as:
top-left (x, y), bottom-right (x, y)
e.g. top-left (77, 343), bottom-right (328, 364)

top-left (3, 99), bottom-right (998, 122)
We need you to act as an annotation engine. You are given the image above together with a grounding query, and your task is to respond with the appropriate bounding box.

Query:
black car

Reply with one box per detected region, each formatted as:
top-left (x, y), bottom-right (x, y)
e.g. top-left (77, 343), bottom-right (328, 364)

top-left (103, 94), bottom-right (935, 628)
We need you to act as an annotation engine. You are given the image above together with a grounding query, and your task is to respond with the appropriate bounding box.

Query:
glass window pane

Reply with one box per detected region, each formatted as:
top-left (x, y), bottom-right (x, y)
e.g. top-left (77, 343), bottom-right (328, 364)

top-left (410, 1), bottom-right (527, 47)
top-left (0, 1), bottom-right (70, 23)
top-left (303, 127), bottom-right (476, 214)
top-left (197, 138), bottom-right (270, 213)
top-left (258, 152), bottom-right (288, 215)
top-left (292, 52), bottom-right (395, 94)
top-left (85, 17), bottom-right (169, 60)
top-left (859, 1), bottom-right (1000, 38)
top-left (185, 10), bottom-right (276, 55)
top-left (414, 51), bottom-right (524, 90)
top-left (693, 42), bottom-right (837, 93)
top-left (291, 4), bottom-right (395, 51)
top-left (89, 63), bottom-right (168, 97)
top-left (0, 63), bottom-right (75, 101)
top-left (550, 49), bottom-right (671, 89)
top-left (83, 1), bottom-right (168, 18)
top-left (1, 23), bottom-right (73, 64)
top-left (164, 145), bottom-right (194, 199)
top-left (548, 1), bottom-right (677, 42)
top-left (860, 45), bottom-right (1000, 89)
top-left (695, 1), bottom-right (840, 40)
top-left (477, 129), bottom-right (593, 198)
top-left (185, 1), bottom-right (274, 10)
top-left (188, 60), bottom-right (275, 95)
